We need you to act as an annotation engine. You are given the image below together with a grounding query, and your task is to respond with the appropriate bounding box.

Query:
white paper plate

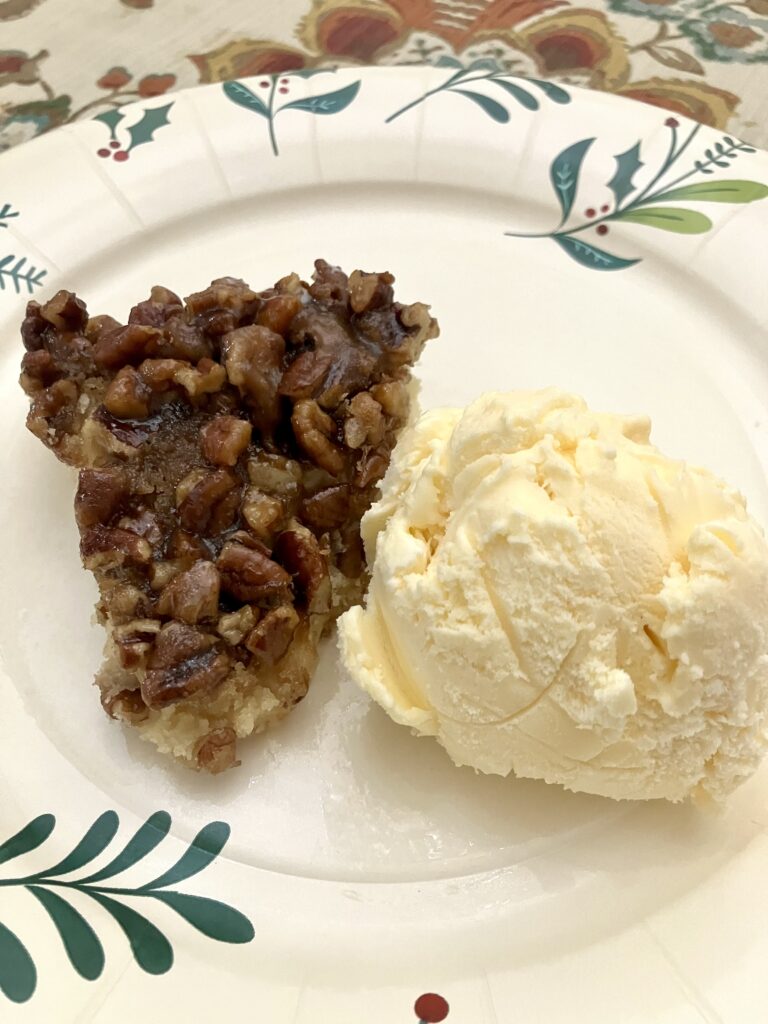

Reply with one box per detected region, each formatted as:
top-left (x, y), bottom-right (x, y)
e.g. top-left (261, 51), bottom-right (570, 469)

top-left (1, 64), bottom-right (767, 1024)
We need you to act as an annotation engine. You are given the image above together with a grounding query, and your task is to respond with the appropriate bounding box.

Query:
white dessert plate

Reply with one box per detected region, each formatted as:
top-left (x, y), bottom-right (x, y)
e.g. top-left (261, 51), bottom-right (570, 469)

top-left (1, 65), bottom-right (767, 1024)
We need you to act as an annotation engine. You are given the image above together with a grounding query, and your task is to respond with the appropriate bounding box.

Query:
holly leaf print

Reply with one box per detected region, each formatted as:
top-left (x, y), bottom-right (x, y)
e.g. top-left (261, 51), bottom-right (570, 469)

top-left (126, 103), bottom-right (173, 151)
top-left (281, 80), bottom-right (361, 115)
top-left (608, 143), bottom-right (645, 207)
top-left (222, 81), bottom-right (268, 118)
top-left (553, 234), bottom-right (641, 271)
top-left (550, 139), bottom-right (595, 226)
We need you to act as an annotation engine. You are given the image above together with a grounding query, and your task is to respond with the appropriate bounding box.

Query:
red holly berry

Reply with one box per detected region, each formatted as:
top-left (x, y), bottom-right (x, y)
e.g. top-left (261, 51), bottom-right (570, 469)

top-left (137, 73), bottom-right (176, 97)
top-left (597, 224), bottom-right (608, 235)
top-left (414, 993), bottom-right (449, 1022)
top-left (113, 150), bottom-right (129, 161)
top-left (109, 140), bottom-right (121, 149)
top-left (97, 66), bottom-right (132, 90)
top-left (97, 148), bottom-right (111, 158)
top-left (601, 204), bottom-right (610, 213)
top-left (260, 80), bottom-right (269, 88)
top-left (585, 207), bottom-right (596, 217)
top-left (279, 87), bottom-right (288, 93)
top-left (280, 78), bottom-right (289, 84)
top-left (665, 117), bottom-right (679, 128)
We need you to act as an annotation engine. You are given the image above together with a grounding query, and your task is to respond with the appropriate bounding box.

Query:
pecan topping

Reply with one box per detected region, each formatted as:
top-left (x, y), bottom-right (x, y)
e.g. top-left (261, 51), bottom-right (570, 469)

top-left (222, 325), bottom-right (285, 433)
top-left (245, 605), bottom-right (299, 663)
top-left (74, 468), bottom-right (128, 528)
top-left (291, 399), bottom-right (345, 476)
top-left (200, 415), bottom-right (252, 467)
top-left (301, 485), bottom-right (349, 532)
top-left (80, 525), bottom-right (152, 570)
top-left (274, 529), bottom-right (330, 613)
top-left (217, 541), bottom-right (292, 602)
top-left (195, 728), bottom-right (239, 774)
top-left (177, 468), bottom-right (237, 535)
top-left (157, 561), bottom-right (221, 625)
top-left (103, 366), bottom-right (151, 419)
top-left (142, 623), bottom-right (231, 709)
top-left (18, 262), bottom-right (438, 771)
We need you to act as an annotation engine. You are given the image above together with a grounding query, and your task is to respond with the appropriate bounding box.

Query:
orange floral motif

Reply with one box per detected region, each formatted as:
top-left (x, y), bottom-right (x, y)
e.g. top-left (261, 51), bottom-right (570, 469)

top-left (511, 9), bottom-right (630, 87)
top-left (615, 77), bottom-right (739, 128)
top-left (190, 41), bottom-right (311, 82)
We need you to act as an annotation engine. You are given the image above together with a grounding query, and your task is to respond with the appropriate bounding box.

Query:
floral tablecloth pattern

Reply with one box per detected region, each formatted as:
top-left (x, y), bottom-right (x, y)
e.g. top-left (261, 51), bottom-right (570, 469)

top-left (1, 0), bottom-right (766, 153)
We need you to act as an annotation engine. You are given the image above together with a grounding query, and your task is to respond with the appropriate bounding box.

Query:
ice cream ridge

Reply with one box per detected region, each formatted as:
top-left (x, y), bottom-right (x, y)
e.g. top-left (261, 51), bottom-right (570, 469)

top-left (338, 389), bottom-right (768, 802)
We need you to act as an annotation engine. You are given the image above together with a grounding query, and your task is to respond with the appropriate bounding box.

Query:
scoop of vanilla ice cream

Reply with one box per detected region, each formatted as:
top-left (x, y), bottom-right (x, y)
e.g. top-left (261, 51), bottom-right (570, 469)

top-left (338, 389), bottom-right (768, 802)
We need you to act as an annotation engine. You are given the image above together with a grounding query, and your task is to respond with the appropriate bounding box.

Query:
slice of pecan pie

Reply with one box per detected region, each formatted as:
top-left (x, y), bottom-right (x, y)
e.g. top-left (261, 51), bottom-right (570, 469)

top-left (19, 261), bottom-right (438, 772)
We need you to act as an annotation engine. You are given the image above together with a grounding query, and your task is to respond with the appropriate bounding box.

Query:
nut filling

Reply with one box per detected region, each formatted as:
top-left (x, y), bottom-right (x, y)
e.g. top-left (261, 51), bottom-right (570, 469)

top-left (20, 261), bottom-right (438, 772)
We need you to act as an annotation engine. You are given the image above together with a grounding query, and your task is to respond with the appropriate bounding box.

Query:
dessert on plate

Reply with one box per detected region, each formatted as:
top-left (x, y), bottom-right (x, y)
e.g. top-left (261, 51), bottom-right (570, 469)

top-left (19, 260), bottom-right (438, 772)
top-left (339, 388), bottom-right (768, 803)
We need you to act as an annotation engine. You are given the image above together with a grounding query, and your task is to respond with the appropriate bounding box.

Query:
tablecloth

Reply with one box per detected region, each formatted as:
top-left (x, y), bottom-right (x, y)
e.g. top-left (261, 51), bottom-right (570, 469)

top-left (1, 0), bottom-right (766, 153)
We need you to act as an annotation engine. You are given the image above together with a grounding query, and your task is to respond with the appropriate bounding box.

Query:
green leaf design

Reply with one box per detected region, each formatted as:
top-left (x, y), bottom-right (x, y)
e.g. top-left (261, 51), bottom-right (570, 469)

top-left (553, 234), bottom-right (641, 271)
top-left (491, 79), bottom-right (538, 111)
top-left (281, 80), bottom-right (361, 115)
top-left (288, 68), bottom-right (334, 79)
top-left (608, 142), bottom-right (645, 207)
top-left (615, 206), bottom-right (712, 233)
top-left (38, 811), bottom-right (119, 878)
top-left (0, 922), bottom-right (36, 1003)
top-left (0, 202), bottom-right (20, 228)
top-left (78, 811), bottom-right (171, 885)
top-left (452, 89), bottom-right (509, 123)
top-left (648, 180), bottom-right (768, 204)
top-left (434, 55), bottom-right (463, 69)
top-left (126, 103), bottom-right (173, 152)
top-left (466, 57), bottom-right (501, 73)
top-left (149, 892), bottom-right (254, 944)
top-left (86, 892), bottom-right (173, 975)
top-left (222, 80), bottom-right (268, 118)
top-left (550, 138), bottom-right (595, 226)
top-left (138, 821), bottom-right (230, 890)
top-left (93, 107), bottom-right (125, 139)
top-left (527, 78), bottom-right (570, 104)
top-left (27, 887), bottom-right (104, 981)
top-left (0, 255), bottom-right (48, 294)
top-left (0, 814), bottom-right (54, 868)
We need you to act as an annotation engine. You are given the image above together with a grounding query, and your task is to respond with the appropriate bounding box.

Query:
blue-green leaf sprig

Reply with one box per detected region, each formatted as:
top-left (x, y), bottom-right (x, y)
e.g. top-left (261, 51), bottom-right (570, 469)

top-left (0, 812), bottom-right (254, 1003)
top-left (506, 120), bottom-right (768, 271)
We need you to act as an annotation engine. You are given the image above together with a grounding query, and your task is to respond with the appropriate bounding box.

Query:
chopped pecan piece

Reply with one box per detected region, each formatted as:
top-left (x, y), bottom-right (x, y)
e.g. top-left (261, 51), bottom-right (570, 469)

top-left (281, 309), bottom-right (377, 409)
top-left (80, 525), bottom-right (152, 570)
top-left (74, 468), bottom-right (128, 528)
top-left (291, 399), bottom-right (345, 476)
top-left (301, 485), bottom-right (349, 532)
top-left (217, 541), bottom-right (292, 602)
top-left (217, 605), bottom-right (258, 646)
top-left (256, 293), bottom-right (302, 335)
top-left (102, 688), bottom-right (149, 723)
top-left (93, 323), bottom-right (161, 369)
top-left (348, 269), bottom-right (394, 314)
top-left (245, 605), bottom-right (299, 663)
top-left (177, 468), bottom-right (237, 535)
top-left (195, 728), bottom-right (240, 774)
top-left (344, 392), bottom-right (384, 448)
top-left (142, 623), bottom-right (231, 709)
top-left (242, 488), bottom-right (284, 539)
top-left (274, 529), bottom-right (330, 613)
top-left (157, 561), bottom-right (221, 625)
top-left (103, 366), bottom-right (151, 419)
top-left (200, 416), bottom-right (252, 467)
top-left (247, 454), bottom-right (302, 499)
top-left (39, 290), bottom-right (88, 332)
top-left (222, 325), bottom-right (285, 433)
